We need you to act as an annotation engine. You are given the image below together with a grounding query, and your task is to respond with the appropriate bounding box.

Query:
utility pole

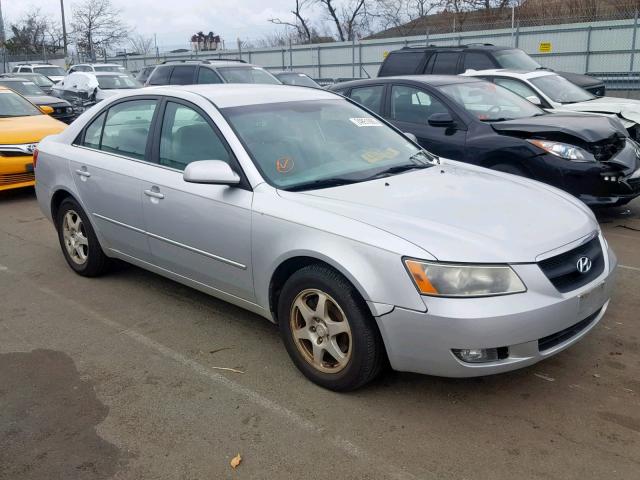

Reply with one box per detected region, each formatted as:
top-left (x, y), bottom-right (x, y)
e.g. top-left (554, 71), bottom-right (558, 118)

top-left (0, 0), bottom-right (6, 73)
top-left (60, 0), bottom-right (68, 57)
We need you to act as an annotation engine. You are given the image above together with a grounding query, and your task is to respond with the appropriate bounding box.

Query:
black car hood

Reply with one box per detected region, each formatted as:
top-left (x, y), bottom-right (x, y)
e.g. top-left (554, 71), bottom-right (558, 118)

top-left (490, 113), bottom-right (625, 143)
top-left (555, 71), bottom-right (603, 88)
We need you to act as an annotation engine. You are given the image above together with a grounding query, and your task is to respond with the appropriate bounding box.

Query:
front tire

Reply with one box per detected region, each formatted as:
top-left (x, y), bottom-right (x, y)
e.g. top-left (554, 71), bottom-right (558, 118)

top-left (56, 198), bottom-right (110, 277)
top-left (278, 264), bottom-right (384, 391)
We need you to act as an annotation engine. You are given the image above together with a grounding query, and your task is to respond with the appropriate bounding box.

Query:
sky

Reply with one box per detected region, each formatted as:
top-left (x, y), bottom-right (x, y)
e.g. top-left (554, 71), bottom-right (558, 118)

top-left (1, 0), bottom-right (306, 50)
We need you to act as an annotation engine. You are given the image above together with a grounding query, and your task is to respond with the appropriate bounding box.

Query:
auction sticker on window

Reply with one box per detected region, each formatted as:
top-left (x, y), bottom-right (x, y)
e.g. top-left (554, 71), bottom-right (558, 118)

top-left (350, 117), bottom-right (383, 127)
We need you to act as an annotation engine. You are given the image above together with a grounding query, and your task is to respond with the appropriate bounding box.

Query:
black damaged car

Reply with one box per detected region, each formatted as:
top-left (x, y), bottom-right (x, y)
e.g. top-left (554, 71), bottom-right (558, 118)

top-left (330, 76), bottom-right (640, 207)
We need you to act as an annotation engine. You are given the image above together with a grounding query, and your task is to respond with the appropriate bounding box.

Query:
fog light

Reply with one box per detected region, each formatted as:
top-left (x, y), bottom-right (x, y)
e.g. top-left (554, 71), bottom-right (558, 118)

top-left (604, 176), bottom-right (609, 181)
top-left (452, 347), bottom-right (507, 363)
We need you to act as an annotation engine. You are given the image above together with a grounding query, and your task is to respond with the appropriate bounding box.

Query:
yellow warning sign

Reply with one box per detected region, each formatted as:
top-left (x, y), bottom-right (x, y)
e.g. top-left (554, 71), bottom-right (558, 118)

top-left (539, 42), bottom-right (552, 53)
top-left (383, 51), bottom-right (389, 59)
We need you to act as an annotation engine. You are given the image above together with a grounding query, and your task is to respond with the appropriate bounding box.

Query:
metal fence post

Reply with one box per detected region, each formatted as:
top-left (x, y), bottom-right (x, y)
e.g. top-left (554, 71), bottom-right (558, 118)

top-left (630, 9), bottom-right (638, 74)
top-left (317, 46), bottom-right (321, 79)
top-left (515, 20), bottom-right (520, 48)
top-left (352, 38), bottom-right (355, 78)
top-left (358, 42), bottom-right (362, 78)
top-left (281, 49), bottom-right (285, 69)
top-left (585, 25), bottom-right (592, 73)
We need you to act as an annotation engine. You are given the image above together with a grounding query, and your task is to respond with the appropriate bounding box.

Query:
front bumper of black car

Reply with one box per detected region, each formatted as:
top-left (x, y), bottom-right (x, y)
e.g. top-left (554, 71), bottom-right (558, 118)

top-left (531, 140), bottom-right (640, 207)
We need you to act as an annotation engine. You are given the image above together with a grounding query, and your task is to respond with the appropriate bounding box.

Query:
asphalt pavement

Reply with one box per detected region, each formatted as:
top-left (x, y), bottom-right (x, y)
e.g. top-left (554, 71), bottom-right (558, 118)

top-left (1, 187), bottom-right (639, 479)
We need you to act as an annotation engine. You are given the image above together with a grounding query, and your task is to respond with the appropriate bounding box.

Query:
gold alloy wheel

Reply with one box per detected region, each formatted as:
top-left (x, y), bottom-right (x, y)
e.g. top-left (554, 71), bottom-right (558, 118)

top-left (62, 210), bottom-right (89, 265)
top-left (289, 288), bottom-right (352, 374)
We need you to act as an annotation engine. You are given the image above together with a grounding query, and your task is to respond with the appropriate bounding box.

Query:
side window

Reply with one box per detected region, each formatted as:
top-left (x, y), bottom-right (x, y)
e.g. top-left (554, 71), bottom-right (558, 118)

top-left (431, 53), bottom-right (462, 74)
top-left (197, 67), bottom-right (222, 84)
top-left (148, 66), bottom-right (172, 85)
top-left (100, 100), bottom-right (157, 160)
top-left (68, 67), bottom-right (76, 73)
top-left (348, 85), bottom-right (384, 114)
top-left (390, 85), bottom-right (449, 124)
top-left (169, 65), bottom-right (196, 85)
top-left (81, 111), bottom-right (107, 149)
top-left (463, 53), bottom-right (495, 71)
top-left (379, 51), bottom-right (425, 76)
top-left (12, 67), bottom-right (19, 73)
top-left (494, 78), bottom-right (539, 100)
top-left (158, 102), bottom-right (231, 170)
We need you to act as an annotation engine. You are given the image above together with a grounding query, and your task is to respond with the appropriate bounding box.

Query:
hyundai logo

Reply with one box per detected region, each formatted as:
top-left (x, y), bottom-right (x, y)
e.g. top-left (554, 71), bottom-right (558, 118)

top-left (576, 256), bottom-right (592, 274)
top-left (26, 144), bottom-right (37, 154)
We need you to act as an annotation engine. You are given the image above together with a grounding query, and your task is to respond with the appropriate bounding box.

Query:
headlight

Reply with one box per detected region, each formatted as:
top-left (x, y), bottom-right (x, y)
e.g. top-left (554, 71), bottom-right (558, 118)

top-left (404, 259), bottom-right (526, 297)
top-left (527, 139), bottom-right (596, 162)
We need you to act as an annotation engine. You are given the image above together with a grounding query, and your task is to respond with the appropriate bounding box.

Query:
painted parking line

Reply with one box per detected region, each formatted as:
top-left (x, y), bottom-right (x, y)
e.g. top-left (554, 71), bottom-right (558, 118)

top-left (619, 264), bottom-right (640, 272)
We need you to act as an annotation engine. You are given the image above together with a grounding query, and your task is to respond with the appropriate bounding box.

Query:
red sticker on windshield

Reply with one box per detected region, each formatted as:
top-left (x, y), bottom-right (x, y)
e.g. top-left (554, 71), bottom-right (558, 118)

top-left (276, 157), bottom-right (294, 173)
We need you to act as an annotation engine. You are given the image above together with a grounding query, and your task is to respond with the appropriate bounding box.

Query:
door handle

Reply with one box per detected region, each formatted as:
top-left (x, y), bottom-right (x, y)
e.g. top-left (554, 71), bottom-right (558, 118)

top-left (144, 189), bottom-right (165, 200)
top-left (75, 168), bottom-right (91, 178)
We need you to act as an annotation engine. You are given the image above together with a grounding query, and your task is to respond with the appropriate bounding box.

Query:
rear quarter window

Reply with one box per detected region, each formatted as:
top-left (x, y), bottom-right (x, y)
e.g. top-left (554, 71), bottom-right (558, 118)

top-left (379, 51), bottom-right (425, 76)
top-left (148, 66), bottom-right (172, 85)
top-left (431, 52), bottom-right (462, 74)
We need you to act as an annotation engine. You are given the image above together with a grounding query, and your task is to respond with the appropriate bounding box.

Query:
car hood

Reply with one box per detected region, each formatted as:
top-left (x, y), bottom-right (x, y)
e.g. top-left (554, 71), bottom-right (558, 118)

top-left (556, 97), bottom-right (640, 125)
top-left (279, 163), bottom-right (596, 263)
top-left (490, 112), bottom-right (624, 143)
top-left (555, 71), bottom-right (603, 88)
top-left (25, 95), bottom-right (68, 106)
top-left (0, 114), bottom-right (66, 144)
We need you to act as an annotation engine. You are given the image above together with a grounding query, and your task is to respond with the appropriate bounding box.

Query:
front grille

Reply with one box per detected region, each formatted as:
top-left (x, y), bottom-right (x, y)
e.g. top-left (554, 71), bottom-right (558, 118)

top-left (538, 236), bottom-right (604, 293)
top-left (538, 306), bottom-right (602, 352)
top-left (0, 172), bottom-right (35, 186)
top-left (589, 134), bottom-right (626, 162)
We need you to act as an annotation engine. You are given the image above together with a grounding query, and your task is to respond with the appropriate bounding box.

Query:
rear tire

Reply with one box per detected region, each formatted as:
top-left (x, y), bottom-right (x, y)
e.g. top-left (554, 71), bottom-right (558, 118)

top-left (278, 264), bottom-right (384, 391)
top-left (56, 198), bottom-right (110, 277)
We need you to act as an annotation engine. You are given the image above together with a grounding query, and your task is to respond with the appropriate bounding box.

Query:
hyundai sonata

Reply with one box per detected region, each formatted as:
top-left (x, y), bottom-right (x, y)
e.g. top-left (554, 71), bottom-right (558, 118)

top-left (35, 85), bottom-right (616, 390)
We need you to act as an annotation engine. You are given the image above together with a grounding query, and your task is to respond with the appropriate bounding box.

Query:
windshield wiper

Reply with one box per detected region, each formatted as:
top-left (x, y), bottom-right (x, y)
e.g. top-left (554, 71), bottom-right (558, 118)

top-left (283, 177), bottom-right (362, 192)
top-left (365, 162), bottom-right (431, 180)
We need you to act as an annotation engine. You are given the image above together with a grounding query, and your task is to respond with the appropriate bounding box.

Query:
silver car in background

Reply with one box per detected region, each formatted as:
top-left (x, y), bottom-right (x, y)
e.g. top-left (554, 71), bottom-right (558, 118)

top-left (35, 84), bottom-right (617, 390)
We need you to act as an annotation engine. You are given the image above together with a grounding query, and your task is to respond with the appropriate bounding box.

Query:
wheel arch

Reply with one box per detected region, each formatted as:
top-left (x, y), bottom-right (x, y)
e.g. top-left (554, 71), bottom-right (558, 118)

top-left (268, 254), bottom-right (372, 324)
top-left (50, 188), bottom-right (78, 227)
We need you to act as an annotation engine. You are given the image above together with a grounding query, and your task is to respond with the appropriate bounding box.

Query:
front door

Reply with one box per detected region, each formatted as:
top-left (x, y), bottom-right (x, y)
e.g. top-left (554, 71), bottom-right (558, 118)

top-left (140, 99), bottom-right (255, 302)
top-left (387, 84), bottom-right (467, 160)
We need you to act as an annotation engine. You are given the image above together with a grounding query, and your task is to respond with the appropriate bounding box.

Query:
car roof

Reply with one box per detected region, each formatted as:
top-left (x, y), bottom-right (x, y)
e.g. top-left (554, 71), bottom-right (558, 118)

top-left (464, 68), bottom-right (556, 79)
top-left (160, 60), bottom-right (254, 68)
top-left (333, 75), bottom-right (482, 89)
top-left (146, 84), bottom-right (338, 108)
top-left (0, 77), bottom-right (30, 82)
top-left (396, 44), bottom-right (513, 52)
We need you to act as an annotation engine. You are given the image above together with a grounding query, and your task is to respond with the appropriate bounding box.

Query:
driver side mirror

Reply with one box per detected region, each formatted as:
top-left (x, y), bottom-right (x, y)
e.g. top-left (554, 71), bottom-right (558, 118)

top-left (526, 95), bottom-right (542, 106)
top-left (39, 105), bottom-right (54, 115)
top-left (183, 160), bottom-right (241, 185)
top-left (428, 112), bottom-right (455, 128)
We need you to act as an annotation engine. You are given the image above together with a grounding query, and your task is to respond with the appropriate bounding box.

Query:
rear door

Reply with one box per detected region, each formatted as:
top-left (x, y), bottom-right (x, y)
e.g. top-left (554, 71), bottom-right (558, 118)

top-left (70, 97), bottom-right (160, 262)
top-left (387, 83), bottom-right (467, 159)
top-left (378, 50), bottom-right (426, 76)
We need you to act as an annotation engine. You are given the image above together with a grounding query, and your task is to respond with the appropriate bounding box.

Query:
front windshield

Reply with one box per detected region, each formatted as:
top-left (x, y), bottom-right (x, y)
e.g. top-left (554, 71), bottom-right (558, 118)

top-left (530, 74), bottom-right (595, 104)
top-left (438, 81), bottom-right (544, 121)
top-left (0, 80), bottom-right (44, 96)
top-left (493, 49), bottom-right (541, 70)
top-left (25, 74), bottom-right (54, 87)
top-left (94, 65), bottom-right (126, 72)
top-left (0, 90), bottom-right (41, 117)
top-left (277, 73), bottom-right (320, 88)
top-left (33, 66), bottom-right (66, 76)
top-left (223, 99), bottom-right (433, 190)
top-left (97, 75), bottom-right (141, 89)
top-left (217, 67), bottom-right (281, 85)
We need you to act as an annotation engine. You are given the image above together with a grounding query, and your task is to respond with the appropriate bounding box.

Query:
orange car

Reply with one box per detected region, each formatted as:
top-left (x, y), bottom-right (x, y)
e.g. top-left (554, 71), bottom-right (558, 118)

top-left (0, 86), bottom-right (66, 191)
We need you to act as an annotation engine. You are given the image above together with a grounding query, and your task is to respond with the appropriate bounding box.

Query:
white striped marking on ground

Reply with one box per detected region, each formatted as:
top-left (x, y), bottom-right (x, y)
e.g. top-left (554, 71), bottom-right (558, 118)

top-left (619, 264), bottom-right (640, 272)
top-left (29, 283), bottom-right (420, 480)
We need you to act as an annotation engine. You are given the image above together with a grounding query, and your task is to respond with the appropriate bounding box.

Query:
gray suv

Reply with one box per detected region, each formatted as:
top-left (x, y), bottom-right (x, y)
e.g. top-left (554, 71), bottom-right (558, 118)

top-left (145, 59), bottom-right (281, 86)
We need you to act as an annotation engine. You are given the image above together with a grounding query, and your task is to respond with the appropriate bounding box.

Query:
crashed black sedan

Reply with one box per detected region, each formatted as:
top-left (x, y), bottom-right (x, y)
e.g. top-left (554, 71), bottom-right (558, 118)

top-left (330, 76), bottom-right (640, 207)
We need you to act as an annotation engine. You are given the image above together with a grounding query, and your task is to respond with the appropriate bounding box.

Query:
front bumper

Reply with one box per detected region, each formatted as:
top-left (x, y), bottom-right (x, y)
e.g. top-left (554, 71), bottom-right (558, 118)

top-left (375, 238), bottom-right (617, 377)
top-left (0, 154), bottom-right (35, 191)
top-left (530, 143), bottom-right (640, 207)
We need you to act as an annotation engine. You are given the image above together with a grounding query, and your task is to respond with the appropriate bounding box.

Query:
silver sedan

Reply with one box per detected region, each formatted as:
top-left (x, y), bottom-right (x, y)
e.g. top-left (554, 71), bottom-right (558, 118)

top-left (35, 84), bottom-right (617, 390)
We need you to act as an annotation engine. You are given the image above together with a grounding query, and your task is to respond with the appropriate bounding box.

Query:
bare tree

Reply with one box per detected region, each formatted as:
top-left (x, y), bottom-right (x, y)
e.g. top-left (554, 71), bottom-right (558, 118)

top-left (269, 0), bottom-right (315, 43)
top-left (128, 34), bottom-right (153, 55)
top-left (5, 8), bottom-right (62, 54)
top-left (317, 0), bottom-right (370, 41)
top-left (372, 0), bottom-right (439, 34)
top-left (71, 0), bottom-right (129, 60)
